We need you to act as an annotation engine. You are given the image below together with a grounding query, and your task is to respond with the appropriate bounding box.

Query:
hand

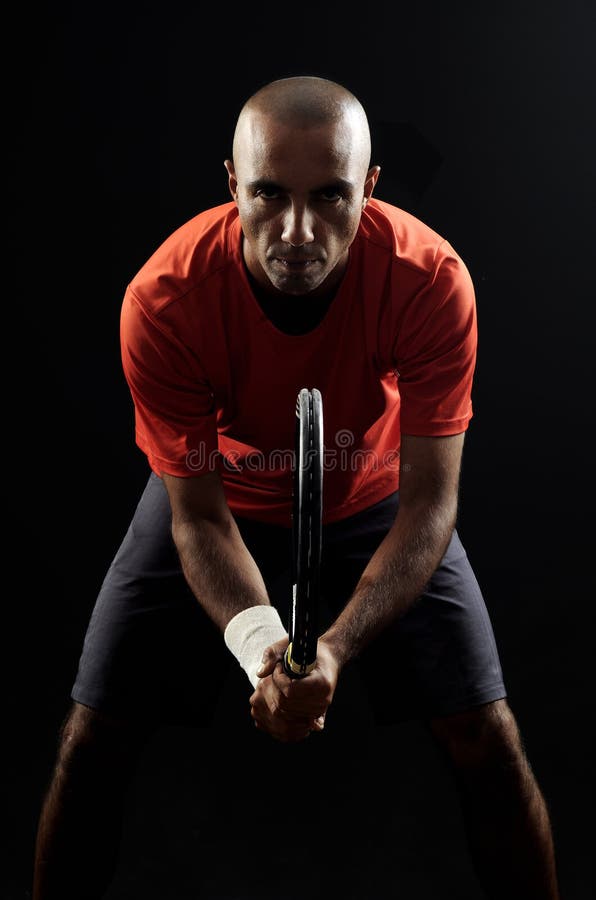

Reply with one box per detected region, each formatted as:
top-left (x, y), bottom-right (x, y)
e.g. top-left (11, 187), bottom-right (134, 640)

top-left (248, 637), bottom-right (318, 742)
top-left (249, 636), bottom-right (341, 742)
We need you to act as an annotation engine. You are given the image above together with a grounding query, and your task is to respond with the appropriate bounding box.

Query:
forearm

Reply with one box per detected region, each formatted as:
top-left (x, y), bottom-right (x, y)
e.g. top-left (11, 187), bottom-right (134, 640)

top-left (322, 499), bottom-right (457, 668)
top-left (172, 516), bottom-right (271, 633)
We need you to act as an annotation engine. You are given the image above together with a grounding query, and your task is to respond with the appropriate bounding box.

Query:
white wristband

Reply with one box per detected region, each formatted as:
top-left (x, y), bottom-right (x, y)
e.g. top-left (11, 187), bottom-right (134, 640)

top-left (223, 605), bottom-right (287, 689)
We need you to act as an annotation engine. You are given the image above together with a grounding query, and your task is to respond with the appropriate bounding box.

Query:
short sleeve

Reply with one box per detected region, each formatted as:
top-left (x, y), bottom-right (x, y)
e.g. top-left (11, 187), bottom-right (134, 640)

top-left (120, 288), bottom-right (220, 476)
top-left (392, 244), bottom-right (477, 435)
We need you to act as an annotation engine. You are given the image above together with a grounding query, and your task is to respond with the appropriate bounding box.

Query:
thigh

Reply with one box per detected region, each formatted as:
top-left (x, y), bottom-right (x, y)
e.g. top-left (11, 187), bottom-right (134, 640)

top-left (319, 494), bottom-right (507, 724)
top-left (71, 474), bottom-right (296, 727)
top-left (358, 530), bottom-right (507, 723)
top-left (232, 514), bottom-right (295, 628)
top-left (71, 473), bottom-right (217, 725)
top-left (319, 490), bottom-right (402, 627)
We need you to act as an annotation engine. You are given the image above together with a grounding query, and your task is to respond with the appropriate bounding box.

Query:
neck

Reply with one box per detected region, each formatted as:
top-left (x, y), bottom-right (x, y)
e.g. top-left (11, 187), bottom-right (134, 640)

top-left (245, 269), bottom-right (339, 335)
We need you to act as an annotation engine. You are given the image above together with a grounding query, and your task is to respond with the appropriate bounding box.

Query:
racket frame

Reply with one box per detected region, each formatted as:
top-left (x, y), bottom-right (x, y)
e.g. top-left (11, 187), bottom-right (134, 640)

top-left (283, 387), bottom-right (323, 678)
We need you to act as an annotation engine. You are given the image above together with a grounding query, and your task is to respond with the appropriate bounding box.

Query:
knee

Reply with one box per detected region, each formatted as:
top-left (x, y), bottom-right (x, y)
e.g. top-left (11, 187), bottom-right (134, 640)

top-left (428, 699), bottom-right (527, 774)
top-left (55, 702), bottom-right (151, 780)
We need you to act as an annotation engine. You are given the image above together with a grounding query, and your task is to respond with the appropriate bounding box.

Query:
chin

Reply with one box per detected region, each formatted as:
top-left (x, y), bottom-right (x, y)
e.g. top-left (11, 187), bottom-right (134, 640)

top-left (268, 271), bottom-right (326, 296)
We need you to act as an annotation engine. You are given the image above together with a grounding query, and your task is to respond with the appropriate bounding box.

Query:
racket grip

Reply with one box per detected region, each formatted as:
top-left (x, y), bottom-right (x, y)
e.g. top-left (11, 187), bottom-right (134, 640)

top-left (283, 641), bottom-right (317, 678)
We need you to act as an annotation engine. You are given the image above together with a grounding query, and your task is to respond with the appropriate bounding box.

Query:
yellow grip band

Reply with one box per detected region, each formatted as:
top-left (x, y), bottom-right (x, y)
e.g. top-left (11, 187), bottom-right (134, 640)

top-left (285, 642), bottom-right (316, 676)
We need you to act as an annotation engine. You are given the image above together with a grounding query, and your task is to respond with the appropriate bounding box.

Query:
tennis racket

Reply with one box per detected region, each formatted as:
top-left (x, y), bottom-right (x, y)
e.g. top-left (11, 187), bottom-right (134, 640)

top-left (283, 387), bottom-right (324, 679)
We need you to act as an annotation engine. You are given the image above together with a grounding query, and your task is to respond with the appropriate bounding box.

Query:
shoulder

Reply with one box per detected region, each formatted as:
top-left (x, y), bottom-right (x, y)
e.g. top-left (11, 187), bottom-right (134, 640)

top-left (359, 198), bottom-right (466, 278)
top-left (127, 202), bottom-right (242, 316)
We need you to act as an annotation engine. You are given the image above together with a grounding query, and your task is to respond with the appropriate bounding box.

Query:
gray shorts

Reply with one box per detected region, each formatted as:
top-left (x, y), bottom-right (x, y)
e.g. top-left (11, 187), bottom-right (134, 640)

top-left (71, 472), bottom-right (506, 727)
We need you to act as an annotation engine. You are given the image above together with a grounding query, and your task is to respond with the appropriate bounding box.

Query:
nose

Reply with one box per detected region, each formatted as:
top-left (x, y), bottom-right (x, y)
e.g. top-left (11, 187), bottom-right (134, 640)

top-left (281, 202), bottom-right (315, 246)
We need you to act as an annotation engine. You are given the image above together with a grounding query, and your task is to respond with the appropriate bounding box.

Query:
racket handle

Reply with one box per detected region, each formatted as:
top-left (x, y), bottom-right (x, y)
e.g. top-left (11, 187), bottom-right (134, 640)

top-left (283, 641), bottom-right (317, 678)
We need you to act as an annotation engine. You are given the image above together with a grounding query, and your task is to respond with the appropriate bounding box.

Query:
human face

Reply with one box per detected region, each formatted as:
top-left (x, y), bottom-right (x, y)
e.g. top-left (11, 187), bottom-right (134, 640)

top-left (225, 113), bottom-right (379, 297)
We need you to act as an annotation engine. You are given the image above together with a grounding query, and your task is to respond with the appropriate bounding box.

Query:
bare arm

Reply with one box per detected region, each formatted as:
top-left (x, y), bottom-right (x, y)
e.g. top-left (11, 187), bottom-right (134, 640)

top-left (162, 470), bottom-right (272, 633)
top-left (322, 432), bottom-right (465, 667)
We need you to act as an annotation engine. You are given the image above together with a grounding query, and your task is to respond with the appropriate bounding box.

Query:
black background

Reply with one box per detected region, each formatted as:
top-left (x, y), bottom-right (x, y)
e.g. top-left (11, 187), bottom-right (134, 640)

top-left (5, 1), bottom-right (594, 898)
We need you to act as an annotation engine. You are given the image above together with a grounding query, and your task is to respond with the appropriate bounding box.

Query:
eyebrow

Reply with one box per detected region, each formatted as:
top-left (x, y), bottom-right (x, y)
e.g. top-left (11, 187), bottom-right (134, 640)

top-left (246, 177), bottom-right (355, 195)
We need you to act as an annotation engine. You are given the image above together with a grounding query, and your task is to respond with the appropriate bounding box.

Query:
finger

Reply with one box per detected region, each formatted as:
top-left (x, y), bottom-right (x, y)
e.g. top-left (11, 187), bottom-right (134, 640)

top-left (255, 641), bottom-right (286, 679)
top-left (269, 674), bottom-right (328, 717)
top-left (272, 660), bottom-right (313, 700)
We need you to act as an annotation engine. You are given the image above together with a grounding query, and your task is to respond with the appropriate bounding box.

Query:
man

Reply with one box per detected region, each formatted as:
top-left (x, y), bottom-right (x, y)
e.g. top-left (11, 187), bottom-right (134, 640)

top-left (33, 75), bottom-right (560, 899)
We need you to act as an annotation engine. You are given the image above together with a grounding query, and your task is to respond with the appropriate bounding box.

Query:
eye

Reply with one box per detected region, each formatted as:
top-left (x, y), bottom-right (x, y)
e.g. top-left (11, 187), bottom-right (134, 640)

top-left (255, 187), bottom-right (281, 200)
top-left (319, 188), bottom-right (343, 202)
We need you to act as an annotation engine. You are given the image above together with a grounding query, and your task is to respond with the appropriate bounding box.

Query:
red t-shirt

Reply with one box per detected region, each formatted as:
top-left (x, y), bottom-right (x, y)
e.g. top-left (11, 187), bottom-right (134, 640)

top-left (120, 198), bottom-right (477, 525)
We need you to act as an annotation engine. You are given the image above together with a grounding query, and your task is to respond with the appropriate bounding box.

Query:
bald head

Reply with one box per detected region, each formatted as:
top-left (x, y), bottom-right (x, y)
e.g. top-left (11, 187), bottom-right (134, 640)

top-left (232, 75), bottom-right (372, 173)
top-left (225, 75), bottom-right (381, 298)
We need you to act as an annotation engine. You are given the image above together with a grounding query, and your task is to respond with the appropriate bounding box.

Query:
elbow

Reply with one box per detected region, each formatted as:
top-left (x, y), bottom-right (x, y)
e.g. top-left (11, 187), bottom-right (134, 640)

top-left (433, 493), bottom-right (460, 539)
top-left (171, 512), bottom-right (234, 553)
top-left (396, 490), bottom-right (459, 549)
top-left (401, 486), bottom-right (459, 526)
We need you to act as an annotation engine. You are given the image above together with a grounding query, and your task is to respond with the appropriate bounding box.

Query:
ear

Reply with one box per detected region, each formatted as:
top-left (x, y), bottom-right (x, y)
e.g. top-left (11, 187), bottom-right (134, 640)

top-left (362, 165), bottom-right (381, 208)
top-left (224, 159), bottom-right (238, 201)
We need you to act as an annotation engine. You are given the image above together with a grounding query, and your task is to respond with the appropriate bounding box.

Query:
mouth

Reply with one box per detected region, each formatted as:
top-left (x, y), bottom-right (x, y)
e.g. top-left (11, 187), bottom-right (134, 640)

top-left (272, 257), bottom-right (319, 271)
